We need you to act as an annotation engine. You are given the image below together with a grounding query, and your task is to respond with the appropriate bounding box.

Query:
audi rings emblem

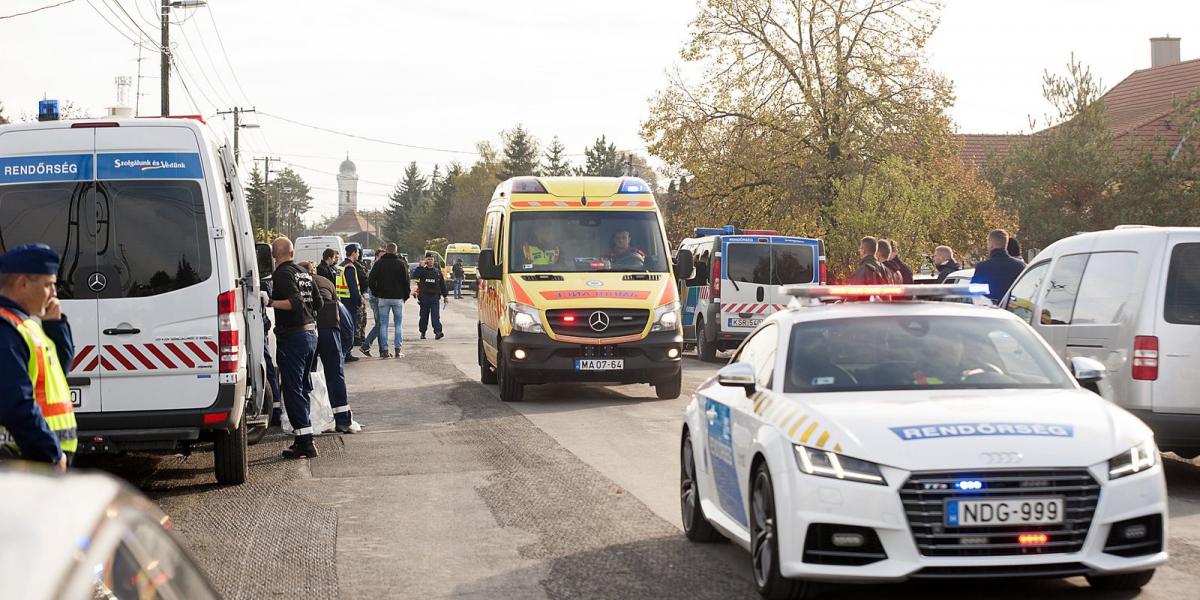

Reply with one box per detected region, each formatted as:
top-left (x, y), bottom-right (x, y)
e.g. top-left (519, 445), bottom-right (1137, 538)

top-left (588, 311), bottom-right (610, 332)
top-left (87, 272), bottom-right (108, 293)
top-left (980, 451), bottom-right (1023, 465)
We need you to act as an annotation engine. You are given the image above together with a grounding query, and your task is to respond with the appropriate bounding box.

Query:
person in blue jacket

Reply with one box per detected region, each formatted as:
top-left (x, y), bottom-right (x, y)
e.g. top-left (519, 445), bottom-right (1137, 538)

top-left (0, 244), bottom-right (74, 471)
top-left (971, 229), bottom-right (1027, 306)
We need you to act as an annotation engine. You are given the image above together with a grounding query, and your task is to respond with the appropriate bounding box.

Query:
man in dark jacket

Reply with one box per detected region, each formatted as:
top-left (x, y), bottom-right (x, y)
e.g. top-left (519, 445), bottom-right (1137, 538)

top-left (338, 245), bottom-right (363, 363)
top-left (349, 245), bottom-right (370, 350)
top-left (972, 230), bottom-right (1026, 305)
top-left (367, 243), bottom-right (410, 357)
top-left (884, 239), bottom-right (914, 284)
top-left (316, 248), bottom-right (339, 283)
top-left (848, 236), bottom-right (888, 285)
top-left (302, 262), bottom-right (354, 434)
top-left (412, 254), bottom-right (449, 340)
top-left (934, 245), bottom-right (960, 283)
top-left (270, 238), bottom-right (323, 459)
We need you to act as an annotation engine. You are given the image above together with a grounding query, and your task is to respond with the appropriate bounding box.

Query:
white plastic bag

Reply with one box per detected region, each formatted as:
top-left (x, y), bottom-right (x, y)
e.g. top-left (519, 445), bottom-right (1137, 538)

top-left (280, 366), bottom-right (337, 434)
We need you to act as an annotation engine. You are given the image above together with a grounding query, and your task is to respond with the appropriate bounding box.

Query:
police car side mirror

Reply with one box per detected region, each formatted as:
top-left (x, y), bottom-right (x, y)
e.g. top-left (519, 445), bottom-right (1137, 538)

top-left (477, 249), bottom-right (501, 280)
top-left (256, 243), bottom-right (273, 276)
top-left (717, 363), bottom-right (756, 395)
top-left (674, 249), bottom-right (695, 281)
top-left (1070, 356), bottom-right (1106, 385)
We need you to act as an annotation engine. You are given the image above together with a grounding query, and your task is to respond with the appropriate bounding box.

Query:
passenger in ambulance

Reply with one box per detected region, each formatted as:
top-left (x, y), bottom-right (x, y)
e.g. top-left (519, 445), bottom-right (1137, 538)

top-left (522, 223), bottom-right (560, 267)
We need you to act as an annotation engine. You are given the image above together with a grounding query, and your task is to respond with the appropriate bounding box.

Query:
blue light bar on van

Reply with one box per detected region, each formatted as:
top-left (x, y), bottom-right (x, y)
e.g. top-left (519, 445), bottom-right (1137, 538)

top-left (617, 178), bottom-right (650, 194)
top-left (693, 225), bottom-right (737, 236)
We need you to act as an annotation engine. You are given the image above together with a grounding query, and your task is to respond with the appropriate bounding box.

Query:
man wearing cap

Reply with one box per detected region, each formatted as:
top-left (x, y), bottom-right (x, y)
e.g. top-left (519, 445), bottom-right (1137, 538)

top-left (0, 244), bottom-right (76, 471)
top-left (338, 244), bottom-right (364, 363)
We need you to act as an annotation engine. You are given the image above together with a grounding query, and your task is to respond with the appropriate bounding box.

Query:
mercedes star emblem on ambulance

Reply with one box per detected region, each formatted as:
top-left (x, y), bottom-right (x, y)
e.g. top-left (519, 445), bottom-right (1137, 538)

top-left (588, 311), bottom-right (610, 332)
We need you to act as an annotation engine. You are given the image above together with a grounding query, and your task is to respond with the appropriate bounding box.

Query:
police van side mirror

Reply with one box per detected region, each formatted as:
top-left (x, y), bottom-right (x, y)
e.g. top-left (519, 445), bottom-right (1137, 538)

top-left (256, 243), bottom-right (273, 277)
top-left (477, 249), bottom-right (501, 280)
top-left (674, 249), bottom-right (695, 281)
top-left (1070, 356), bottom-right (1106, 385)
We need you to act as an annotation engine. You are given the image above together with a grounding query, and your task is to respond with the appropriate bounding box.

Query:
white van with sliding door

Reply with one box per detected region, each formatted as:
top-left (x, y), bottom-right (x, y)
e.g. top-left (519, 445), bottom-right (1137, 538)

top-left (1002, 225), bottom-right (1200, 458)
top-left (0, 115), bottom-right (270, 484)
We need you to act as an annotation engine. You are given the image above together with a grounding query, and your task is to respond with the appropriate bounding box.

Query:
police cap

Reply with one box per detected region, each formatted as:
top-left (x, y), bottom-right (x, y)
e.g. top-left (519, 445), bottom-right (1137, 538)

top-left (0, 244), bottom-right (60, 275)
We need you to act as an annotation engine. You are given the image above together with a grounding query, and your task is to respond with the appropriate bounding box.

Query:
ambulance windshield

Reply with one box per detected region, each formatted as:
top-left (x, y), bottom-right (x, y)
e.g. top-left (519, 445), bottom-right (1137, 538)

top-left (509, 211), bottom-right (668, 273)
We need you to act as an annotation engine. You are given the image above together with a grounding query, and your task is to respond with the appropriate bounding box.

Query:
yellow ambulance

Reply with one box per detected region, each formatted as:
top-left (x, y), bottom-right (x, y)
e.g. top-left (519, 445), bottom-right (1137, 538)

top-left (476, 176), bottom-right (694, 402)
top-left (443, 242), bottom-right (481, 296)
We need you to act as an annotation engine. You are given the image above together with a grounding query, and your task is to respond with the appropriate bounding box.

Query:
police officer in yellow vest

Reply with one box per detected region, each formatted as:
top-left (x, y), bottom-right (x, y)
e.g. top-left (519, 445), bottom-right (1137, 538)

top-left (0, 244), bottom-right (76, 472)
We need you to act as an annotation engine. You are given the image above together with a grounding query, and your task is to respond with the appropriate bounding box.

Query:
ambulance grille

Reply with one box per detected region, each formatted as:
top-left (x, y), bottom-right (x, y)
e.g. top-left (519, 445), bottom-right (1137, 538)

top-left (546, 309), bottom-right (648, 338)
top-left (899, 469), bottom-right (1100, 557)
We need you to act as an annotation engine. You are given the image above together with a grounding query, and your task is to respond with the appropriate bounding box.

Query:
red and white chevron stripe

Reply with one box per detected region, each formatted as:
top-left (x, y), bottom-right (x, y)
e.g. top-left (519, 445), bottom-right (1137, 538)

top-left (70, 341), bottom-right (218, 373)
top-left (722, 303), bottom-right (787, 314)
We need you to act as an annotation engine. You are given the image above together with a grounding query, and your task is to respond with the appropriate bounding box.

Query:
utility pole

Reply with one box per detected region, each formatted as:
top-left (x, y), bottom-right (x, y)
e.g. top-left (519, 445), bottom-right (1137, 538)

top-left (216, 107), bottom-right (257, 164)
top-left (254, 156), bottom-right (281, 240)
top-left (160, 0), bottom-right (170, 116)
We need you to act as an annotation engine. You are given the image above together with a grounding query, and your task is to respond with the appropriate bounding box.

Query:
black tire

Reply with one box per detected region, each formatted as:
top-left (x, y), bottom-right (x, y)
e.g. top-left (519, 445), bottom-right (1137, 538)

top-left (213, 416), bottom-right (248, 485)
top-left (750, 463), bottom-right (812, 600)
top-left (697, 318), bottom-right (717, 363)
top-left (681, 431), bottom-right (724, 543)
top-left (656, 369), bottom-right (683, 399)
top-left (479, 333), bottom-right (498, 384)
top-left (1086, 569), bottom-right (1155, 591)
top-left (498, 352), bottom-right (524, 402)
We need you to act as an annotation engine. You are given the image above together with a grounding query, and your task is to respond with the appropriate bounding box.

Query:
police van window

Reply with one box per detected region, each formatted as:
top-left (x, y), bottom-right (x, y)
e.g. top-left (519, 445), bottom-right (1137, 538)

top-left (100, 181), bottom-right (212, 298)
top-left (0, 182), bottom-right (95, 299)
top-left (1004, 261), bottom-right (1049, 323)
top-left (773, 244), bottom-right (815, 285)
top-left (508, 211), bottom-right (668, 273)
top-left (726, 243), bottom-right (771, 285)
top-left (1165, 243), bottom-right (1200, 325)
top-left (1071, 252), bottom-right (1139, 325)
top-left (1040, 254), bottom-right (1088, 325)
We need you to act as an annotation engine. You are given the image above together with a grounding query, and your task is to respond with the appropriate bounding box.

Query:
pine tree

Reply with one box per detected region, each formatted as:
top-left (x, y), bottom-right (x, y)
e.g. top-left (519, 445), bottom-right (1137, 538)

top-left (541, 136), bottom-right (572, 176)
top-left (496, 125), bottom-right (540, 180)
top-left (385, 162), bottom-right (427, 246)
top-left (0, 102), bottom-right (9, 125)
top-left (268, 168), bottom-right (313, 238)
top-left (578, 135), bottom-right (625, 176)
top-left (243, 165), bottom-right (270, 235)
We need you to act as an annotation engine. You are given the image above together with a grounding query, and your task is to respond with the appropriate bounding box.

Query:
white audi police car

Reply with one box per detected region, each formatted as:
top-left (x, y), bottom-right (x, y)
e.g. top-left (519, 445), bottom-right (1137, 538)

top-left (680, 284), bottom-right (1167, 598)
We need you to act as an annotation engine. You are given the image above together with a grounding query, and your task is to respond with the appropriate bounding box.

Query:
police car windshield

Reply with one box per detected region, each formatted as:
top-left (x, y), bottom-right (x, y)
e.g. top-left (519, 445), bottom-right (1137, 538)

top-left (509, 211), bottom-right (668, 273)
top-left (448, 253), bottom-right (479, 267)
top-left (784, 315), bottom-right (1073, 393)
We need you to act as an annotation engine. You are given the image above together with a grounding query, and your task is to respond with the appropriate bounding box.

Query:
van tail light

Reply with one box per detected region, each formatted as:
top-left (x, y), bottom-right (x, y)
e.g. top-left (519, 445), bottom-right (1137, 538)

top-left (217, 290), bottom-right (241, 375)
top-left (711, 256), bottom-right (721, 299)
top-left (819, 259), bottom-right (828, 285)
top-left (1132, 336), bottom-right (1159, 381)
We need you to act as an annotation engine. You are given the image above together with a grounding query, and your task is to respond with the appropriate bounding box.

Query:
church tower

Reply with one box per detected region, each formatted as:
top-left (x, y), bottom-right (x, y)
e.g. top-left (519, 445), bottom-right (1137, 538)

top-left (337, 154), bottom-right (358, 215)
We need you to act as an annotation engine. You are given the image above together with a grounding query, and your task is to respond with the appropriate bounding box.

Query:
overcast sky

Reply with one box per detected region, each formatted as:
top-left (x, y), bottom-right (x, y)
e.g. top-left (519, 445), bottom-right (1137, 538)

top-left (2, 0), bottom-right (1198, 220)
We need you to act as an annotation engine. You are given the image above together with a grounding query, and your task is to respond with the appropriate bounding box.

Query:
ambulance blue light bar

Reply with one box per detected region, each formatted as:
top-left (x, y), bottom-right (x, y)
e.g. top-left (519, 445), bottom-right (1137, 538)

top-left (617, 178), bottom-right (651, 194)
top-left (783, 284), bottom-right (991, 303)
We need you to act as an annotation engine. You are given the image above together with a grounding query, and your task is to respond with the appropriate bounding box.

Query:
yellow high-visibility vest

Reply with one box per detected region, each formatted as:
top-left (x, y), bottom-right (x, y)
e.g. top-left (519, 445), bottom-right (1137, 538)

top-left (0, 308), bottom-right (77, 454)
top-left (335, 264), bottom-right (351, 299)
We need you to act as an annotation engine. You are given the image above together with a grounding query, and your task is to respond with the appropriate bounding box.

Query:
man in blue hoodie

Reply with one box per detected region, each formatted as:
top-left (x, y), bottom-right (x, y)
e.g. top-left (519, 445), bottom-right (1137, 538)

top-left (971, 229), bottom-right (1026, 306)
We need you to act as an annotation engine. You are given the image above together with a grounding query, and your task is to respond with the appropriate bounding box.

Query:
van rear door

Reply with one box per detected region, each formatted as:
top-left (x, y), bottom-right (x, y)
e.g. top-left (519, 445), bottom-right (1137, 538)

top-left (92, 127), bottom-right (220, 412)
top-left (720, 236), bottom-right (772, 332)
top-left (767, 236), bottom-right (819, 305)
top-left (1155, 236), bottom-right (1200, 414)
top-left (0, 127), bottom-right (103, 413)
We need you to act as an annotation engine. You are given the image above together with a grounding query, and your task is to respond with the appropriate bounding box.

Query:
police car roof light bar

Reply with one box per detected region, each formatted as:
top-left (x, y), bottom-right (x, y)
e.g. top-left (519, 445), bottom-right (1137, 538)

top-left (739, 229), bottom-right (780, 235)
top-left (782, 283), bottom-right (991, 306)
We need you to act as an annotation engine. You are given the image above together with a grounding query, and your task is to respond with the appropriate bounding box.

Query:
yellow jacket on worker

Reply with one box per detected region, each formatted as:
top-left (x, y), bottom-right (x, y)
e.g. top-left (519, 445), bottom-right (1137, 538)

top-left (0, 304), bottom-right (78, 459)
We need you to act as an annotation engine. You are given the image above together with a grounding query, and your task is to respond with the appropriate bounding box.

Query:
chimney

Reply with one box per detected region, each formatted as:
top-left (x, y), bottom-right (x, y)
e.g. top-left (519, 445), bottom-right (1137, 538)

top-left (1151, 36), bottom-right (1181, 68)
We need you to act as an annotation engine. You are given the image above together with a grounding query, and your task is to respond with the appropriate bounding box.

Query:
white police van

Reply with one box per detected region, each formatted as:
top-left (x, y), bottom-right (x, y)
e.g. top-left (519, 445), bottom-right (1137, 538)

top-left (0, 113), bottom-right (270, 484)
top-left (677, 226), bottom-right (826, 362)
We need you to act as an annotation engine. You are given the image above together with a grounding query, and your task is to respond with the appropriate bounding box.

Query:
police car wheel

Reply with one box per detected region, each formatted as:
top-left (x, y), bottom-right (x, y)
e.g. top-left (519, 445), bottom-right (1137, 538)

top-left (656, 371), bottom-right (682, 399)
top-left (1086, 569), bottom-right (1155, 591)
top-left (499, 353), bottom-right (524, 402)
top-left (681, 431), bottom-right (723, 543)
top-left (479, 335), bottom-right (498, 385)
top-left (213, 416), bottom-right (248, 485)
top-left (750, 464), bottom-right (808, 599)
top-left (696, 319), bottom-right (717, 363)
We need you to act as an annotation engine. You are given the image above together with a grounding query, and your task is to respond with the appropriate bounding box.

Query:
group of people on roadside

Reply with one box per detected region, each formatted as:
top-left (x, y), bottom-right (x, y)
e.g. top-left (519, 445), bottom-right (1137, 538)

top-left (848, 236), bottom-right (916, 285)
top-left (359, 244), bottom-right (451, 359)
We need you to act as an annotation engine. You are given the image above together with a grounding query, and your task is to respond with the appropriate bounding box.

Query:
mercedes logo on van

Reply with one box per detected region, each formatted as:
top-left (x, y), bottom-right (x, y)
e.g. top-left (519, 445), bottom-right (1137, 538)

top-left (87, 272), bottom-right (107, 293)
top-left (588, 311), bottom-right (610, 332)
top-left (586, 279), bottom-right (604, 288)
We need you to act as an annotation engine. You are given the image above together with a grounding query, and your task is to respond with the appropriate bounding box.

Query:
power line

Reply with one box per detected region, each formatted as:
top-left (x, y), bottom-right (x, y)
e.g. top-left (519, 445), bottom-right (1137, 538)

top-left (169, 56), bottom-right (205, 115)
top-left (174, 13), bottom-right (236, 107)
top-left (282, 160), bottom-right (397, 188)
top-left (102, 0), bottom-right (156, 43)
top-left (257, 111), bottom-right (481, 155)
top-left (204, 1), bottom-right (253, 106)
top-left (0, 0), bottom-right (76, 19)
top-left (83, 0), bottom-right (155, 49)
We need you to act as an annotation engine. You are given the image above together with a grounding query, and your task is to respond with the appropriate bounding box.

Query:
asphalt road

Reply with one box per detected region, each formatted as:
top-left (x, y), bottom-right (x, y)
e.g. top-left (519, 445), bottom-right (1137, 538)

top-left (82, 297), bottom-right (1200, 599)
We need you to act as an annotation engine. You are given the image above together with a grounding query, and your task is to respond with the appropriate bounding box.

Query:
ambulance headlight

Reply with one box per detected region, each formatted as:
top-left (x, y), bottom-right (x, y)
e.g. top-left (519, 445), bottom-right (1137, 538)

top-left (651, 302), bottom-right (680, 332)
top-left (793, 445), bottom-right (886, 485)
top-left (1108, 439), bottom-right (1158, 480)
top-left (507, 302), bottom-right (543, 333)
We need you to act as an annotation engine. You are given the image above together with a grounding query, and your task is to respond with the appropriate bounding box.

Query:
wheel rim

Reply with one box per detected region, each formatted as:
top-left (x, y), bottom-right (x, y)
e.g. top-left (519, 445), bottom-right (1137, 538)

top-left (751, 472), bottom-right (775, 587)
top-left (681, 438), bottom-right (698, 528)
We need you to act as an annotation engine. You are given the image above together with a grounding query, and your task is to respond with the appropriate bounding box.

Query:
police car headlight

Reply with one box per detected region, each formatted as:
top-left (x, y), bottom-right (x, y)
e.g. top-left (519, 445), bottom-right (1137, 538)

top-left (651, 302), bottom-right (681, 332)
top-left (507, 302), bottom-right (543, 333)
top-left (793, 445), bottom-right (886, 485)
top-left (1108, 439), bottom-right (1158, 480)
